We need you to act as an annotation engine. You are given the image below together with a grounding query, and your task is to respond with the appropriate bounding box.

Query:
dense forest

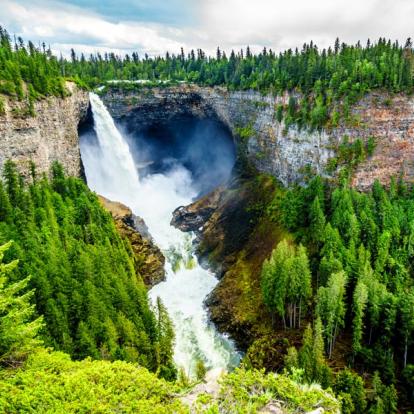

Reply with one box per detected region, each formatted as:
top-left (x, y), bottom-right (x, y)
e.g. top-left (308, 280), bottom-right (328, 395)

top-left (0, 224), bottom-right (342, 412)
top-left (1, 24), bottom-right (414, 412)
top-left (1, 25), bottom-right (413, 128)
top-left (261, 175), bottom-right (414, 412)
top-left (0, 162), bottom-right (175, 379)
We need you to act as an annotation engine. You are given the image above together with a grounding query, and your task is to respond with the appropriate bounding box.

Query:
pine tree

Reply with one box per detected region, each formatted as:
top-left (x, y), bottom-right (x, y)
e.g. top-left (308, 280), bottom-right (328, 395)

top-left (316, 271), bottom-right (347, 358)
top-left (298, 318), bottom-right (331, 386)
top-left (154, 297), bottom-right (176, 380)
top-left (0, 242), bottom-right (43, 366)
top-left (310, 196), bottom-right (326, 244)
top-left (399, 290), bottom-right (414, 368)
top-left (334, 369), bottom-right (367, 414)
top-left (352, 280), bottom-right (368, 355)
top-left (261, 240), bottom-right (311, 329)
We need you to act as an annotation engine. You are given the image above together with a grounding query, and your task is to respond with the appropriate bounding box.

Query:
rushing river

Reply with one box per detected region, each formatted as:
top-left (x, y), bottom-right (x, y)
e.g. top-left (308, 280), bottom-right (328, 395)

top-left (80, 92), bottom-right (240, 377)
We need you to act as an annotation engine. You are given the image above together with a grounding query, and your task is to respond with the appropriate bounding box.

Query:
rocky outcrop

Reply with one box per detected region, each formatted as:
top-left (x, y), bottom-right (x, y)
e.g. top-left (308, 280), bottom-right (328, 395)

top-left (99, 196), bottom-right (165, 287)
top-left (102, 85), bottom-right (414, 190)
top-left (0, 82), bottom-right (89, 177)
top-left (171, 186), bottom-right (222, 233)
top-left (172, 175), bottom-right (286, 349)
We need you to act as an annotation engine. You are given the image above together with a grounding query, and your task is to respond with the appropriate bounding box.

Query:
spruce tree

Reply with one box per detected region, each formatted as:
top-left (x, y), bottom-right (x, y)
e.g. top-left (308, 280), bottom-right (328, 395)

top-left (0, 242), bottom-right (43, 366)
top-left (316, 271), bottom-right (347, 358)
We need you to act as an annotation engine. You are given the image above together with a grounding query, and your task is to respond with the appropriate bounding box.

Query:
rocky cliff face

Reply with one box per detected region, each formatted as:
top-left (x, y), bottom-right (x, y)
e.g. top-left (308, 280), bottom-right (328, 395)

top-left (102, 85), bottom-right (414, 189)
top-left (99, 196), bottom-right (165, 287)
top-left (171, 175), bottom-right (288, 350)
top-left (0, 82), bottom-right (89, 177)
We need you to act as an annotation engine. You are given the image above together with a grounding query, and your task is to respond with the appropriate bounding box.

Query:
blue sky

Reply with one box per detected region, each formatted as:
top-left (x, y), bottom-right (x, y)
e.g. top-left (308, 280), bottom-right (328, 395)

top-left (0, 0), bottom-right (413, 58)
top-left (59, 0), bottom-right (195, 25)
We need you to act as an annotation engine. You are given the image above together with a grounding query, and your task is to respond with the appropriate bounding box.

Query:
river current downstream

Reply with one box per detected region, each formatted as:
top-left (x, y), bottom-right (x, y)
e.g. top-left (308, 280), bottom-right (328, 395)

top-left (80, 92), bottom-right (240, 377)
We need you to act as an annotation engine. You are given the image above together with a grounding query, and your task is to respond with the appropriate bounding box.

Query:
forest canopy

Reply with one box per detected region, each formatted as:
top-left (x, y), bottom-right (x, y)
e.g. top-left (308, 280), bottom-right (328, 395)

top-left (0, 161), bottom-right (175, 379)
top-left (1, 25), bottom-right (413, 128)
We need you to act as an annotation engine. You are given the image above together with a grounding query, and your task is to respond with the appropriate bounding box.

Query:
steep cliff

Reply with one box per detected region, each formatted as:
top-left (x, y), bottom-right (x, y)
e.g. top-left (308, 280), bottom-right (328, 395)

top-left (0, 82), bottom-right (89, 177)
top-left (99, 196), bottom-right (165, 287)
top-left (102, 85), bottom-right (414, 189)
top-left (172, 175), bottom-right (289, 351)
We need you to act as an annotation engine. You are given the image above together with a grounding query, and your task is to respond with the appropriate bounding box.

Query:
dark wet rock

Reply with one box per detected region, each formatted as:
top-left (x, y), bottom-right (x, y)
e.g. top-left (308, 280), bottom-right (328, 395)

top-left (171, 186), bottom-right (223, 233)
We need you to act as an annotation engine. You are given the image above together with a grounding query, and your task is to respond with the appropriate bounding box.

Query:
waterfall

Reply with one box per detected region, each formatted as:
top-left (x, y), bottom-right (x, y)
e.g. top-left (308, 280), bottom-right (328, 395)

top-left (82, 93), bottom-right (140, 206)
top-left (81, 92), bottom-right (240, 377)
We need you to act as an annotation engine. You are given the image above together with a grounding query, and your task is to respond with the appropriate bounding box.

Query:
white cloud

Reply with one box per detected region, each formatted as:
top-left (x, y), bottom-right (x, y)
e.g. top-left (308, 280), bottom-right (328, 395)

top-left (0, 0), bottom-right (413, 57)
top-left (0, 0), bottom-right (199, 56)
top-left (198, 0), bottom-right (414, 52)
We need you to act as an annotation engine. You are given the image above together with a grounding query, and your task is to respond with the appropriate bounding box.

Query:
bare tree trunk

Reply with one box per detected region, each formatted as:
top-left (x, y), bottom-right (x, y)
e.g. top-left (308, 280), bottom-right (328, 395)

top-left (293, 303), bottom-right (296, 329)
top-left (333, 323), bottom-right (338, 352)
top-left (404, 335), bottom-right (408, 368)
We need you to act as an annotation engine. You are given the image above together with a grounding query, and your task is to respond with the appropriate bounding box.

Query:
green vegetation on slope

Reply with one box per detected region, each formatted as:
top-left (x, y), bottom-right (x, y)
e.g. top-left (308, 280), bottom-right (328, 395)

top-left (0, 161), bottom-right (175, 379)
top-left (0, 350), bottom-right (187, 414)
top-left (0, 27), bottom-right (69, 102)
top-left (195, 368), bottom-right (340, 413)
top-left (198, 173), bottom-right (412, 412)
top-left (260, 175), bottom-right (414, 412)
top-left (0, 246), bottom-right (339, 413)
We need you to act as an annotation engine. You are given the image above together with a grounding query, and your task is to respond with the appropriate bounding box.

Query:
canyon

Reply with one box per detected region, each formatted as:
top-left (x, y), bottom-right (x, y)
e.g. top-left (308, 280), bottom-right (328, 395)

top-left (2, 82), bottom-right (414, 191)
top-left (102, 84), bottom-right (414, 190)
top-left (2, 82), bottom-right (414, 353)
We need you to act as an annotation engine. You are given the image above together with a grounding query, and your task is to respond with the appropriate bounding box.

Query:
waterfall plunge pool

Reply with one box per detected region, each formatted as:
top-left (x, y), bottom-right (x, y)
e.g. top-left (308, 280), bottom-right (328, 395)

top-left (79, 92), bottom-right (241, 378)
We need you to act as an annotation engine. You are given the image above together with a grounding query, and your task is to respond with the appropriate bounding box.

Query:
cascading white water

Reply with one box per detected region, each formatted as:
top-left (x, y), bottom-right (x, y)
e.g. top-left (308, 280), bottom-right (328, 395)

top-left (81, 92), bottom-right (240, 377)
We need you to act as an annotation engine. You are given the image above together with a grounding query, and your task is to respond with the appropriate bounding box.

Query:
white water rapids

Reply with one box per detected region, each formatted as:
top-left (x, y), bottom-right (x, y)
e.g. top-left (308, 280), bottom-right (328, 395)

top-left (81, 92), bottom-right (240, 377)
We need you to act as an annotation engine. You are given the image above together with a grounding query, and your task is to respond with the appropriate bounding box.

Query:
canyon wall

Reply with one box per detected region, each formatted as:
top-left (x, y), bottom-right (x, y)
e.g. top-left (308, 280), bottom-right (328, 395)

top-left (99, 196), bottom-right (165, 287)
top-left (0, 82), bottom-right (89, 177)
top-left (102, 85), bottom-right (414, 189)
top-left (1, 82), bottom-right (412, 190)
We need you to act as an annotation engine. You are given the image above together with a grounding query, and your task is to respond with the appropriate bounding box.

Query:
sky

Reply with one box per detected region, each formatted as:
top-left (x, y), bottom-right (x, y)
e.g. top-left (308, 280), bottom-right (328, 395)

top-left (0, 0), bottom-right (413, 58)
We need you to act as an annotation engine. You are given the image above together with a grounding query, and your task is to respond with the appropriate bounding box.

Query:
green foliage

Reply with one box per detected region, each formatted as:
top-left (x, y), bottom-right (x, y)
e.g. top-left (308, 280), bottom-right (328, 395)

top-left (178, 366), bottom-right (190, 388)
top-left (234, 124), bottom-right (255, 140)
top-left (154, 297), bottom-right (176, 380)
top-left (0, 242), bottom-right (43, 366)
top-left (211, 368), bottom-right (340, 413)
top-left (195, 359), bottom-right (207, 381)
top-left (0, 350), bottom-right (342, 413)
top-left (0, 349), bottom-right (187, 413)
top-left (333, 369), bottom-right (367, 414)
top-left (316, 271), bottom-right (347, 358)
top-left (261, 239), bottom-right (312, 328)
top-left (0, 27), bottom-right (69, 99)
top-left (2, 25), bottom-right (413, 129)
top-left (296, 319), bottom-right (332, 387)
top-left (267, 174), bottom-right (414, 408)
top-left (352, 280), bottom-right (368, 354)
top-left (368, 372), bottom-right (398, 414)
top-left (327, 135), bottom-right (377, 175)
top-left (0, 162), bottom-right (174, 377)
top-left (310, 196), bottom-right (326, 244)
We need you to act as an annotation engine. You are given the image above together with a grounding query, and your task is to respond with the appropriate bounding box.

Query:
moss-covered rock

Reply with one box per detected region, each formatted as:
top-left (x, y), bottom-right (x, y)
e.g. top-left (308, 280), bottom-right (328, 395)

top-left (172, 174), bottom-right (292, 351)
